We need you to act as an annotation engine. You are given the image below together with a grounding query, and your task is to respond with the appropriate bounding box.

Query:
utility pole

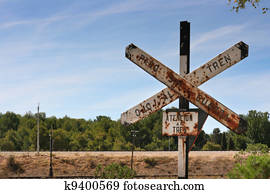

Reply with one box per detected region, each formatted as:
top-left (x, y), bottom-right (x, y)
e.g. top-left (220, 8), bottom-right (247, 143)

top-left (49, 126), bottom-right (53, 177)
top-left (178, 21), bottom-right (190, 179)
top-left (130, 129), bottom-right (138, 170)
top-left (37, 103), bottom-right (40, 155)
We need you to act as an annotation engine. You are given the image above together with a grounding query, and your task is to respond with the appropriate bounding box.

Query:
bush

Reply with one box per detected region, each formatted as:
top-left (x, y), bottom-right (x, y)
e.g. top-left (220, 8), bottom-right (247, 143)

top-left (228, 154), bottom-right (270, 178)
top-left (144, 158), bottom-right (158, 168)
top-left (228, 144), bottom-right (270, 179)
top-left (95, 163), bottom-right (136, 179)
top-left (246, 143), bottom-right (269, 154)
top-left (6, 155), bottom-right (24, 173)
top-left (202, 141), bottom-right (222, 151)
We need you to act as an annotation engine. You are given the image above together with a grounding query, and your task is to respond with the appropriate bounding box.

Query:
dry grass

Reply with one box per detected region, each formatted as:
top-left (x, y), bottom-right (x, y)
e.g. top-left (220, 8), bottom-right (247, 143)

top-left (0, 151), bottom-right (238, 179)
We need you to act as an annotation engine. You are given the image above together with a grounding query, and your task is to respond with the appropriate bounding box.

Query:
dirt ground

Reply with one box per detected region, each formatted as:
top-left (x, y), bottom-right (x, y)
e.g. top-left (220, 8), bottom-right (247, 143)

top-left (0, 151), bottom-right (238, 179)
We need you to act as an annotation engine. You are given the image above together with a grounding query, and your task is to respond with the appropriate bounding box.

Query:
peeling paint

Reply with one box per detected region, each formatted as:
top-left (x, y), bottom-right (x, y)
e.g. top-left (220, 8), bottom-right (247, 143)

top-left (124, 43), bottom-right (248, 134)
top-left (121, 41), bottom-right (248, 134)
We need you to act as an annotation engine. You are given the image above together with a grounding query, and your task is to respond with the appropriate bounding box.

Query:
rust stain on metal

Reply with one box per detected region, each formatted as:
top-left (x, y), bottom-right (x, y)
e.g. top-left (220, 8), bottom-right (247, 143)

top-left (122, 42), bottom-right (249, 134)
top-left (162, 111), bottom-right (199, 136)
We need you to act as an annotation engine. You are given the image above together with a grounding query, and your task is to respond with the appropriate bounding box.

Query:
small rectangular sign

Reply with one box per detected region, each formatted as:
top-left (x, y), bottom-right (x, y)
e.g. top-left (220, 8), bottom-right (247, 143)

top-left (162, 111), bottom-right (198, 136)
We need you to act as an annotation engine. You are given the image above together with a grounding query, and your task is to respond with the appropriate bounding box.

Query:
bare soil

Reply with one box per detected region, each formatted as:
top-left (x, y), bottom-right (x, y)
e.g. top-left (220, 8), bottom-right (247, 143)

top-left (0, 151), bottom-right (238, 179)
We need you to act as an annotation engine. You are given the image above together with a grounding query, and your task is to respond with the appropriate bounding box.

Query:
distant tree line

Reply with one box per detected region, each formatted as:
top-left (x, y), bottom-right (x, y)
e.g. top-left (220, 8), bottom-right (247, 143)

top-left (0, 110), bottom-right (269, 151)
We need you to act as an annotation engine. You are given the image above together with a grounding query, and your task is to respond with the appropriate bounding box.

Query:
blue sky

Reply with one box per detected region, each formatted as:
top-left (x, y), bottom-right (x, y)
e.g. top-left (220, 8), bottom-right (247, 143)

top-left (0, 0), bottom-right (269, 134)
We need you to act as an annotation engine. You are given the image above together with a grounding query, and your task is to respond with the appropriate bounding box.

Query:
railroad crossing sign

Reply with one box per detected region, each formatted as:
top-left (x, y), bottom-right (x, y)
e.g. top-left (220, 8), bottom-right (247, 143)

top-left (121, 42), bottom-right (248, 134)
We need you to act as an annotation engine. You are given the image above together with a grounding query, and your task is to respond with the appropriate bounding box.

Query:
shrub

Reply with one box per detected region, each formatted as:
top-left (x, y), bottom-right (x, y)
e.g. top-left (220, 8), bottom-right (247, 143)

top-left (228, 144), bottom-right (270, 179)
top-left (246, 143), bottom-right (269, 154)
top-left (6, 155), bottom-right (24, 173)
top-left (228, 154), bottom-right (270, 178)
top-left (89, 160), bottom-right (96, 169)
top-left (202, 141), bottom-right (222, 151)
top-left (95, 163), bottom-right (136, 179)
top-left (144, 158), bottom-right (158, 168)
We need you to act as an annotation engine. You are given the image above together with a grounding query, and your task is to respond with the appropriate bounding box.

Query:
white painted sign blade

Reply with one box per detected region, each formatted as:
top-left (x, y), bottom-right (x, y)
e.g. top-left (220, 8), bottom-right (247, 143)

top-left (121, 87), bottom-right (178, 124)
top-left (125, 43), bottom-right (247, 134)
top-left (162, 111), bottom-right (198, 136)
top-left (121, 42), bottom-right (248, 125)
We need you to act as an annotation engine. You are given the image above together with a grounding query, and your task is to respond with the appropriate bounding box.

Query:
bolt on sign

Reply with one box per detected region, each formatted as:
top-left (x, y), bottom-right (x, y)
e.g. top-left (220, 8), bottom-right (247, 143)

top-left (121, 42), bottom-right (248, 128)
top-left (123, 43), bottom-right (248, 134)
top-left (162, 111), bottom-right (198, 136)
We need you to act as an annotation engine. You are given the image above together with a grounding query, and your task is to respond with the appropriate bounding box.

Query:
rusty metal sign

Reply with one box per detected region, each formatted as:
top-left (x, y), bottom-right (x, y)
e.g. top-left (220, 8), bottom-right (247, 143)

top-left (124, 43), bottom-right (247, 134)
top-left (121, 41), bottom-right (248, 125)
top-left (162, 111), bottom-right (198, 136)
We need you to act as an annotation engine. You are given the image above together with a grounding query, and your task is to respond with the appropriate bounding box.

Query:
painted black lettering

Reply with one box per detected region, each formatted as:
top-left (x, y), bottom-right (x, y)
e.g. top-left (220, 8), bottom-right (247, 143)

top-left (148, 60), bottom-right (154, 68)
top-left (224, 54), bottom-right (231, 63)
top-left (135, 109), bottom-right (140, 117)
top-left (153, 99), bottom-right (157, 107)
top-left (146, 103), bottom-right (152, 111)
top-left (206, 64), bottom-right (213, 72)
top-left (218, 57), bottom-right (225, 67)
top-left (160, 92), bottom-right (168, 101)
top-left (212, 61), bottom-right (219, 70)
top-left (196, 94), bottom-right (203, 102)
top-left (153, 64), bottom-right (159, 72)
top-left (138, 54), bottom-right (145, 61)
top-left (167, 91), bottom-right (174, 99)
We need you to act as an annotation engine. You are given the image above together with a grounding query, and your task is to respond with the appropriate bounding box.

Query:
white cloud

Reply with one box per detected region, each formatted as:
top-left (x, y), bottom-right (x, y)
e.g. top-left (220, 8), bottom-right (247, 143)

top-left (191, 24), bottom-right (248, 51)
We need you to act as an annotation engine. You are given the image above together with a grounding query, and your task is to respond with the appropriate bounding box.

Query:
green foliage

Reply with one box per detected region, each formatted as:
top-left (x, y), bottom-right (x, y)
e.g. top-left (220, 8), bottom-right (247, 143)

top-left (221, 132), bottom-right (227, 150)
top-left (195, 130), bottom-right (209, 150)
top-left (232, 133), bottom-right (253, 151)
top-left (228, 0), bottom-right (269, 14)
top-left (228, 151), bottom-right (270, 179)
top-left (6, 155), bottom-right (24, 173)
top-left (94, 163), bottom-right (136, 179)
top-left (0, 138), bottom-right (16, 151)
top-left (202, 141), bottom-right (222, 151)
top-left (227, 136), bottom-right (235, 150)
top-left (211, 128), bottom-right (222, 145)
top-left (0, 109), bottom-right (269, 151)
top-left (144, 158), bottom-right (158, 168)
top-left (246, 143), bottom-right (269, 154)
top-left (244, 110), bottom-right (270, 147)
top-left (53, 129), bottom-right (70, 151)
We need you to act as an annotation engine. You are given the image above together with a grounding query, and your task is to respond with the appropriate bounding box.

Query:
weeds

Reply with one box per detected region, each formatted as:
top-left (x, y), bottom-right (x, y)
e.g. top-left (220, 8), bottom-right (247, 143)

top-left (61, 158), bottom-right (75, 166)
top-left (95, 163), bottom-right (136, 178)
top-left (144, 158), bottom-right (158, 168)
top-left (228, 143), bottom-right (270, 178)
top-left (6, 155), bottom-right (24, 174)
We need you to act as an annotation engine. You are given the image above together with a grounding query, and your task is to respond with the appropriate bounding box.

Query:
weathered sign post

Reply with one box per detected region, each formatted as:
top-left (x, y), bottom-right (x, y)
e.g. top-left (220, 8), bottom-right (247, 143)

top-left (178, 21), bottom-right (190, 179)
top-left (121, 21), bottom-right (249, 178)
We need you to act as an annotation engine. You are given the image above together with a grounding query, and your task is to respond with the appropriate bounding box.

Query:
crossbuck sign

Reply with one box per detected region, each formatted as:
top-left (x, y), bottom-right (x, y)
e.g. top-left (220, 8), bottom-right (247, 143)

top-left (121, 42), bottom-right (248, 134)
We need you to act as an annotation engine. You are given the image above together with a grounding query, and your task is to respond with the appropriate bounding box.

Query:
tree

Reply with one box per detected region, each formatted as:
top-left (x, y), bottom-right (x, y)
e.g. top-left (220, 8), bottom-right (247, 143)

top-left (192, 130), bottom-right (209, 150)
top-left (232, 133), bottom-right (253, 150)
top-left (202, 141), bottom-right (222, 151)
top-left (0, 138), bottom-right (16, 151)
top-left (227, 136), bottom-right (234, 150)
top-left (211, 128), bottom-right (222, 145)
top-left (228, 0), bottom-right (269, 14)
top-left (221, 132), bottom-right (227, 151)
top-left (0, 112), bottom-right (20, 137)
top-left (244, 110), bottom-right (270, 146)
top-left (53, 129), bottom-right (70, 151)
